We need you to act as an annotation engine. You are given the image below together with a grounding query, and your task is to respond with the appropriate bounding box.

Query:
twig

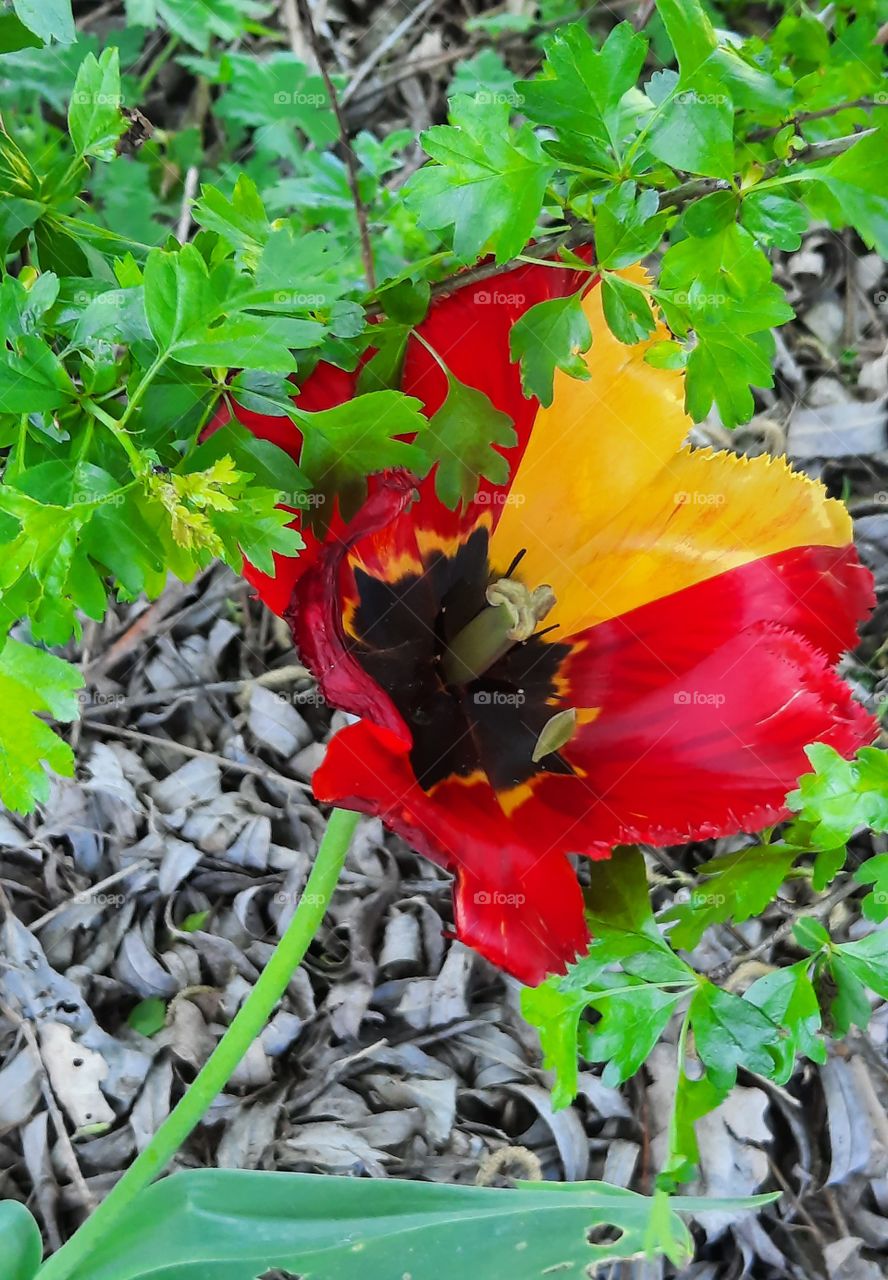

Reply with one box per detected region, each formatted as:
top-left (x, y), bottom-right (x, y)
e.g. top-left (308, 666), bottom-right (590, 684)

top-left (711, 878), bottom-right (861, 983)
top-left (411, 129), bottom-right (871, 305)
top-left (29, 861), bottom-right (152, 932)
top-left (748, 98), bottom-right (879, 141)
top-left (340, 0), bottom-right (442, 106)
top-left (176, 165), bottom-right (200, 243)
top-left (295, 0), bottom-right (376, 290)
top-left (80, 664), bottom-right (311, 716)
top-left (80, 719), bottom-right (313, 791)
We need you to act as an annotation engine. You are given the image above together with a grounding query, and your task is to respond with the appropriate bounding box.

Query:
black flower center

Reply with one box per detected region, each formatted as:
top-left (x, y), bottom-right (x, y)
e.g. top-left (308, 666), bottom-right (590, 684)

top-left (347, 527), bottom-right (575, 793)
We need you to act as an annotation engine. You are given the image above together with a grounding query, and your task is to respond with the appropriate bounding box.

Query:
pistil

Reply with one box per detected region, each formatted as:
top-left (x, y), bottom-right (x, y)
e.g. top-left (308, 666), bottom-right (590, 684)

top-left (442, 577), bottom-right (556, 685)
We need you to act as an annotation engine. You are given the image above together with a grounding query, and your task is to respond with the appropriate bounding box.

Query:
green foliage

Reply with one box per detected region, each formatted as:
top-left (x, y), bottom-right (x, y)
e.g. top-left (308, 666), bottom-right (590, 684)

top-left (421, 375), bottom-right (517, 509)
top-left (0, 1195), bottom-right (43, 1280)
top-left (43, 1167), bottom-right (773, 1279)
top-left (509, 289), bottom-right (592, 405)
top-left (0, 636), bottom-right (82, 811)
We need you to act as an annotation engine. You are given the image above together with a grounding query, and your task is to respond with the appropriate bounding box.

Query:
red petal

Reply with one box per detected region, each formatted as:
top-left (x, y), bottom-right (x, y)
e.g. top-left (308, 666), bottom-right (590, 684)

top-left (227, 255), bottom-right (594, 614)
top-left (511, 547), bottom-right (876, 848)
top-left (313, 718), bottom-right (591, 985)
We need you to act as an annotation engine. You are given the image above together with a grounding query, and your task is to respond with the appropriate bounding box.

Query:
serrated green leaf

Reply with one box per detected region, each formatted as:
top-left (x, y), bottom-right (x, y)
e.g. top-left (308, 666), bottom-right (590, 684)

top-left (744, 961), bottom-right (825, 1082)
top-left (787, 743), bottom-right (888, 849)
top-left (581, 979), bottom-right (684, 1087)
top-left (660, 843), bottom-right (800, 952)
top-left (595, 182), bottom-right (668, 268)
top-left (0, 637), bottom-right (82, 813)
top-left (601, 274), bottom-right (657, 345)
top-left (519, 22), bottom-right (648, 166)
top-left (740, 191), bottom-right (808, 251)
top-left (856, 855), bottom-right (888, 923)
top-left (405, 95), bottom-right (554, 263)
top-left (689, 982), bottom-right (782, 1081)
top-left (813, 129), bottom-right (888, 258)
top-left (12, 0), bottom-right (75, 44)
top-left (68, 47), bottom-right (126, 162)
top-left (508, 290), bottom-right (591, 406)
top-left (0, 335), bottom-right (75, 412)
top-left (423, 375), bottom-right (517, 509)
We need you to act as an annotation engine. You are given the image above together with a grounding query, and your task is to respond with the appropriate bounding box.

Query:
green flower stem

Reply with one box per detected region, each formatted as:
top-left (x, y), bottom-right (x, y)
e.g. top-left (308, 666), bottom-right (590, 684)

top-left (37, 807), bottom-right (361, 1280)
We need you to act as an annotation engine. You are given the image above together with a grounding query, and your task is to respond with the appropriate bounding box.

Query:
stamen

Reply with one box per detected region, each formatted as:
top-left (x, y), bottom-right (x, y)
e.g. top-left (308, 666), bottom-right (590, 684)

top-left (442, 576), bottom-right (555, 685)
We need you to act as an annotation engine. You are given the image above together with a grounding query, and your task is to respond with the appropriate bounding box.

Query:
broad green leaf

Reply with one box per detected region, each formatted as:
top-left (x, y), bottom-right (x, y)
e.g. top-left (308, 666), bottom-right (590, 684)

top-left (660, 843), bottom-right (800, 952)
top-left (186, 415), bottom-right (308, 499)
top-left (646, 80), bottom-right (735, 180)
top-left (422, 375), bottom-right (517, 509)
top-left (192, 175), bottom-right (271, 256)
top-left (601, 274), bottom-right (656, 345)
top-left (594, 183), bottom-right (668, 269)
top-left (213, 51), bottom-right (338, 147)
top-left (405, 95), bottom-right (554, 263)
top-left (0, 1199), bottom-right (42, 1280)
top-left (68, 47), bottom-right (126, 162)
top-left (856, 854), bottom-right (888, 923)
top-left (519, 23), bottom-right (648, 166)
top-left (296, 392), bottom-right (428, 521)
top-left (128, 997), bottom-right (168, 1036)
top-left (0, 14), bottom-right (42, 54)
top-left (813, 129), bottom-right (888, 258)
top-left (834, 929), bottom-right (888, 1003)
top-left (0, 637), bottom-right (82, 813)
top-left (12, 0), bottom-right (75, 44)
top-left (744, 961), bottom-right (825, 1082)
top-left (689, 982), bottom-right (782, 1080)
top-left (61, 1167), bottom-right (705, 1280)
top-left (685, 328), bottom-right (775, 427)
top-left (508, 290), bottom-right (591, 406)
top-left (0, 335), bottom-right (75, 413)
top-left (787, 743), bottom-right (888, 849)
top-left (740, 191), bottom-right (807, 251)
top-left (653, 0), bottom-right (717, 77)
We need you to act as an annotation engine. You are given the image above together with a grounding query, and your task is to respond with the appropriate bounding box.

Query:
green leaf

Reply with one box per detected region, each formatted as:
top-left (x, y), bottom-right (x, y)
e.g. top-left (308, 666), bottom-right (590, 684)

top-left (508, 290), bottom-right (591, 406)
top-left (519, 23), bottom-right (648, 167)
top-left (213, 52), bottom-right (339, 148)
top-left (0, 1199), bottom-right (42, 1280)
top-left (660, 843), bottom-right (800, 952)
top-left (61, 1168), bottom-right (704, 1280)
top-left (296, 392), bottom-right (428, 521)
top-left (192, 175), bottom-right (271, 256)
top-left (646, 78), bottom-right (735, 180)
top-left (423, 375), bottom-right (517, 509)
top-left (68, 47), bottom-right (126, 162)
top-left (601, 274), bottom-right (657, 345)
top-left (0, 637), bottom-right (82, 813)
top-left (653, 0), bottom-right (717, 77)
top-left (813, 129), bottom-right (888, 258)
top-left (581, 979), bottom-right (684, 1087)
top-left (685, 328), bottom-right (775, 427)
top-left (744, 961), bottom-right (825, 1083)
top-left (187, 414), bottom-right (308, 499)
top-left (689, 982), bottom-right (782, 1081)
top-left (0, 335), bottom-right (75, 413)
top-left (520, 980), bottom-right (590, 1109)
top-left (128, 997), bottom-right (168, 1037)
top-left (856, 855), bottom-right (888, 923)
top-left (740, 191), bottom-right (808, 251)
top-left (12, 0), bottom-right (75, 44)
top-left (595, 183), bottom-right (668, 269)
top-left (786, 743), bottom-right (888, 849)
top-left (834, 929), bottom-right (888, 1003)
top-left (405, 95), bottom-right (554, 263)
top-left (0, 14), bottom-right (42, 53)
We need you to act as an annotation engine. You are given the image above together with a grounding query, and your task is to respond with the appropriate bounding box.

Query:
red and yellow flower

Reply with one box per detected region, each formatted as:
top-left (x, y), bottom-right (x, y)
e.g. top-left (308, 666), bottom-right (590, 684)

top-left (220, 262), bottom-right (876, 986)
